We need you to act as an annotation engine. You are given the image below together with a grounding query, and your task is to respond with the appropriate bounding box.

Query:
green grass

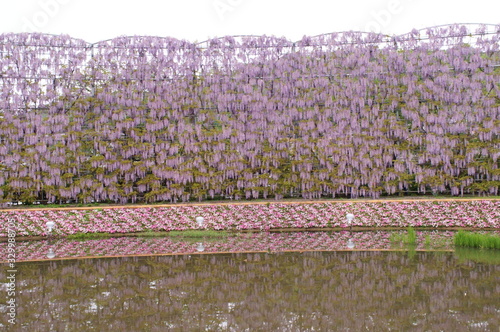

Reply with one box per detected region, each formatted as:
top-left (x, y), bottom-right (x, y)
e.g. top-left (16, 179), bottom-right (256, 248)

top-left (67, 232), bottom-right (114, 240)
top-left (166, 230), bottom-right (230, 238)
top-left (136, 231), bottom-right (169, 237)
top-left (389, 232), bottom-right (404, 243)
top-left (65, 230), bottom-right (231, 239)
top-left (390, 227), bottom-right (417, 245)
top-left (454, 230), bottom-right (500, 249)
top-left (406, 227), bottom-right (417, 245)
top-left (424, 235), bottom-right (431, 248)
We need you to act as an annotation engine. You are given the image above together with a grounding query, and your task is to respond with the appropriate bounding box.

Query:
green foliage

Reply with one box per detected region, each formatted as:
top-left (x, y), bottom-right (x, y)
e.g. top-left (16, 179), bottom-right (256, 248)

top-left (137, 231), bottom-right (169, 237)
top-left (424, 235), bottom-right (431, 248)
top-left (167, 230), bottom-right (230, 238)
top-left (62, 230), bottom-right (231, 239)
top-left (406, 227), bottom-right (417, 245)
top-left (67, 232), bottom-right (114, 240)
top-left (389, 232), bottom-right (404, 243)
top-left (390, 227), bottom-right (417, 245)
top-left (454, 230), bottom-right (500, 249)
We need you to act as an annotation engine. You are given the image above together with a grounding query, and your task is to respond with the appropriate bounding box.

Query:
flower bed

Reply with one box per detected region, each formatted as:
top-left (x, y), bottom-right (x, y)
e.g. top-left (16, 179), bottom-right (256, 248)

top-left (0, 230), bottom-right (466, 262)
top-left (1, 200), bottom-right (499, 237)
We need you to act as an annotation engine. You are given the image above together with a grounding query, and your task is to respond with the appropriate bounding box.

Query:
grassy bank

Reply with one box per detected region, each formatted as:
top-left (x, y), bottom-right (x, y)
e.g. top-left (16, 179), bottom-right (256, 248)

top-left (66, 230), bottom-right (230, 240)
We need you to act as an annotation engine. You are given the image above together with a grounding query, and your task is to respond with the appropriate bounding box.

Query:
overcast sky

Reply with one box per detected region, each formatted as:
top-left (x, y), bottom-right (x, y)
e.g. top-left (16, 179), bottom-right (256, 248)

top-left (0, 0), bottom-right (498, 43)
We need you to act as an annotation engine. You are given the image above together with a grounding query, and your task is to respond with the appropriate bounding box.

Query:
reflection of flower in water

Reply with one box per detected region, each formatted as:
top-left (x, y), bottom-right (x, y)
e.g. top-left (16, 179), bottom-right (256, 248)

top-left (0, 230), bottom-right (475, 261)
top-left (10, 250), bottom-right (500, 331)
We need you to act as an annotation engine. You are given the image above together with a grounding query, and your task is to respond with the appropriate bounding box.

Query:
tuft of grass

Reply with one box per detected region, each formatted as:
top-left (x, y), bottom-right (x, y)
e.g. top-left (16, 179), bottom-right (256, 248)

top-left (454, 230), bottom-right (500, 249)
top-left (390, 227), bottom-right (417, 245)
top-left (406, 227), bottom-right (417, 245)
top-left (390, 232), bottom-right (404, 243)
top-left (67, 232), bottom-right (114, 240)
top-left (167, 230), bottom-right (229, 238)
top-left (138, 231), bottom-right (169, 237)
top-left (424, 235), bottom-right (431, 248)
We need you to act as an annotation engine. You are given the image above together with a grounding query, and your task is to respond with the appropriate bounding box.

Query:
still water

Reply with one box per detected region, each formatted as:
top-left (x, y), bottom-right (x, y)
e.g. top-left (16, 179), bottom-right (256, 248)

top-left (1, 250), bottom-right (499, 331)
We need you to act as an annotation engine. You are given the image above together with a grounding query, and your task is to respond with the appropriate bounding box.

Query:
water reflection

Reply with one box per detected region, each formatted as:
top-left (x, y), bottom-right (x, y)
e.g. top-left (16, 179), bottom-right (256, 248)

top-left (0, 251), bottom-right (498, 331)
top-left (0, 230), bottom-right (474, 262)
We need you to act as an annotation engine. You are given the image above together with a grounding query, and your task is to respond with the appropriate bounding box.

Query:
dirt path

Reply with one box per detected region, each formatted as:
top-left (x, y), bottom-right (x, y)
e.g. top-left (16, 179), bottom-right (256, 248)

top-left (3, 196), bottom-right (499, 212)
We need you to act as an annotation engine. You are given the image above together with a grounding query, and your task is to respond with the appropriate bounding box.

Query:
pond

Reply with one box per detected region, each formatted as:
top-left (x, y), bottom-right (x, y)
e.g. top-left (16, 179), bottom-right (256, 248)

top-left (1, 248), bottom-right (499, 331)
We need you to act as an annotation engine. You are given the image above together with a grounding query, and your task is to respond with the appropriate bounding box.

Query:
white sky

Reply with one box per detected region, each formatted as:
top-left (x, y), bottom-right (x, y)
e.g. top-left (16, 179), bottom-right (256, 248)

top-left (0, 0), bottom-right (498, 43)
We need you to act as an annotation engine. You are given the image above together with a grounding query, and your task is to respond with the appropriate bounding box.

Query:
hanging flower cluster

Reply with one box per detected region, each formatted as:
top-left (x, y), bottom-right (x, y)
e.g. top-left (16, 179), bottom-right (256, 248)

top-left (0, 24), bottom-right (499, 204)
